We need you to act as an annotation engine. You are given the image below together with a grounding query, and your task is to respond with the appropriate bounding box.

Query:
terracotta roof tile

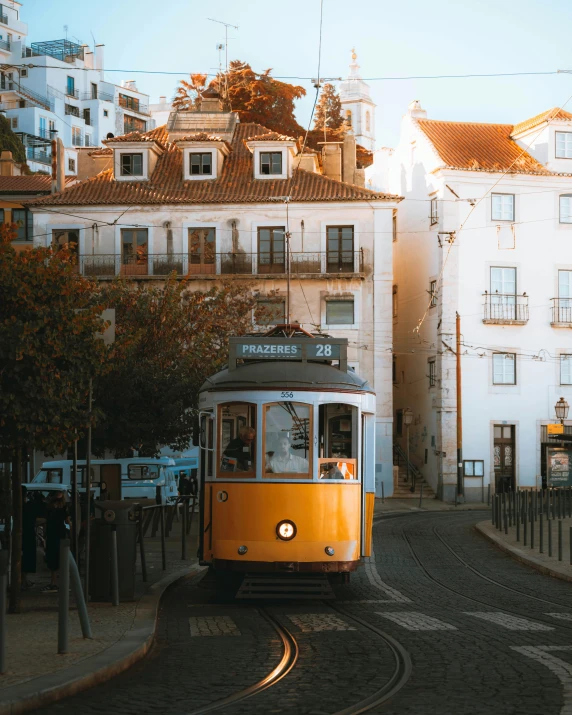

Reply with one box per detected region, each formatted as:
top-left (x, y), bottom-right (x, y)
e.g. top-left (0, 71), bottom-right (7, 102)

top-left (0, 175), bottom-right (75, 194)
top-left (30, 123), bottom-right (399, 206)
top-left (104, 125), bottom-right (169, 149)
top-left (511, 107), bottom-right (572, 137)
top-left (247, 131), bottom-right (296, 142)
top-left (417, 119), bottom-right (549, 174)
top-left (175, 133), bottom-right (226, 143)
top-left (88, 147), bottom-right (113, 157)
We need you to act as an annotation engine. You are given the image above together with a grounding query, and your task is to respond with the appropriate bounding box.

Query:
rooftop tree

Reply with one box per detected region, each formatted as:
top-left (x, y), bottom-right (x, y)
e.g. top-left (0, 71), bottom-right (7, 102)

top-left (172, 73), bottom-right (208, 111)
top-left (313, 83), bottom-right (343, 131)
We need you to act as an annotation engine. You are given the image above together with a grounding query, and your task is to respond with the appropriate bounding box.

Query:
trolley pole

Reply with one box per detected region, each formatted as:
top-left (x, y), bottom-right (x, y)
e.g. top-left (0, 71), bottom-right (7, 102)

top-left (456, 312), bottom-right (463, 499)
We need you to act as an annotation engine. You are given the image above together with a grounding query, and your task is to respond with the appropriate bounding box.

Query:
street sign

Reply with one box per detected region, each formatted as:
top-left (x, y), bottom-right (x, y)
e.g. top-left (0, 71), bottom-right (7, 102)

top-left (228, 337), bottom-right (348, 371)
top-left (548, 423), bottom-right (564, 435)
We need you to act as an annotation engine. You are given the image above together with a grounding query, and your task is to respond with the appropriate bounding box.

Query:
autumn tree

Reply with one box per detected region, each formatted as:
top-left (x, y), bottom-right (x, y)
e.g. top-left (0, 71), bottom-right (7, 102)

top-left (172, 73), bottom-right (208, 110)
top-left (94, 279), bottom-right (258, 457)
top-left (0, 228), bottom-right (108, 611)
top-left (313, 83), bottom-right (343, 130)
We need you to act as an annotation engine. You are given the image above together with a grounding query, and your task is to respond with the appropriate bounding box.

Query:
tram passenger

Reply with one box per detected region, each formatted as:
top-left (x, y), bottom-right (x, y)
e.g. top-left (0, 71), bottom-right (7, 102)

top-left (222, 426), bottom-right (255, 471)
top-left (267, 436), bottom-right (309, 473)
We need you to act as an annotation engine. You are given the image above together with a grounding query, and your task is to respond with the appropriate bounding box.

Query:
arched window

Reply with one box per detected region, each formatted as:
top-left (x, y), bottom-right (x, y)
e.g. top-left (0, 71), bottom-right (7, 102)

top-left (365, 111), bottom-right (370, 132)
top-left (345, 109), bottom-right (352, 127)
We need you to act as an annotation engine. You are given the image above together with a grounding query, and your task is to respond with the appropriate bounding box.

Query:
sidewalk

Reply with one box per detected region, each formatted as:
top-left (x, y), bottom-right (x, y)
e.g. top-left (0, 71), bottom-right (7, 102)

top-left (0, 508), bottom-right (201, 714)
top-left (476, 514), bottom-right (572, 583)
top-left (375, 496), bottom-right (490, 516)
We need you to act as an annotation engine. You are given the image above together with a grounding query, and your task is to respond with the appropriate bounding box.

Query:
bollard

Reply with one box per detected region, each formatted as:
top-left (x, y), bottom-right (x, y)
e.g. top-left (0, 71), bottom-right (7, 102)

top-left (530, 506), bottom-right (534, 550)
top-left (0, 551), bottom-right (8, 674)
top-left (552, 488), bottom-right (556, 520)
top-left (419, 482), bottom-right (424, 509)
top-left (570, 527), bottom-right (572, 566)
top-left (558, 489), bottom-right (562, 520)
top-left (181, 501), bottom-right (187, 560)
top-left (548, 518), bottom-right (553, 557)
top-left (504, 508), bottom-right (508, 535)
top-left (524, 509), bottom-right (528, 546)
top-left (160, 505), bottom-right (166, 571)
top-left (58, 539), bottom-right (71, 655)
top-left (110, 526), bottom-right (119, 607)
top-left (491, 492), bottom-right (495, 525)
top-left (558, 520), bottom-right (563, 562)
top-left (539, 511), bottom-right (544, 554)
top-left (516, 507), bottom-right (520, 542)
top-left (487, 483), bottom-right (491, 506)
top-left (381, 482), bottom-right (385, 504)
top-left (137, 510), bottom-right (147, 583)
top-left (69, 552), bottom-right (92, 639)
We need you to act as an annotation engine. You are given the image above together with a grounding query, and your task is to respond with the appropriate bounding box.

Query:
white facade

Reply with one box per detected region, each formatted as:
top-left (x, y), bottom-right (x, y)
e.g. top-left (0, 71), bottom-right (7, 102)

top-left (339, 50), bottom-right (375, 152)
top-left (0, 3), bottom-right (151, 174)
top-left (150, 96), bottom-right (172, 128)
top-left (387, 101), bottom-right (572, 500)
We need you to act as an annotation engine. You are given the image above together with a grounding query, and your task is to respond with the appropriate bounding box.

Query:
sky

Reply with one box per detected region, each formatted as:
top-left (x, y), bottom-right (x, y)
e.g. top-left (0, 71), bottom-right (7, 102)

top-left (21, 0), bottom-right (572, 147)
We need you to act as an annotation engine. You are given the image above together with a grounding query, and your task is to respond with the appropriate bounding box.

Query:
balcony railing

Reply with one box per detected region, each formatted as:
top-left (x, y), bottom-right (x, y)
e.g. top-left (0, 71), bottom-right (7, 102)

top-left (551, 298), bottom-right (572, 325)
top-left (65, 104), bottom-right (80, 117)
top-left (117, 97), bottom-right (150, 115)
top-left (79, 90), bottom-right (114, 102)
top-left (26, 146), bottom-right (52, 165)
top-left (77, 251), bottom-right (365, 279)
top-left (38, 128), bottom-right (58, 140)
top-left (0, 38), bottom-right (10, 52)
top-left (483, 292), bottom-right (529, 324)
top-left (66, 88), bottom-right (79, 99)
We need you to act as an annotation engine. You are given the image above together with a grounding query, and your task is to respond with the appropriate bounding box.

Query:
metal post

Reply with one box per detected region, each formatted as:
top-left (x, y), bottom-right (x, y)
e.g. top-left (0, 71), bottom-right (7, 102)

top-left (491, 491), bottom-right (495, 525)
top-left (524, 509), bottom-right (528, 546)
top-left (0, 551), bottom-right (8, 674)
top-left (530, 505), bottom-right (534, 549)
top-left (71, 438), bottom-right (78, 558)
top-left (533, 490), bottom-right (537, 521)
top-left (456, 312), bottom-right (463, 498)
top-left (503, 493), bottom-right (507, 531)
top-left (548, 518), bottom-right (553, 557)
top-left (552, 488), bottom-right (556, 520)
top-left (487, 483), bottom-right (491, 506)
top-left (419, 481), bottom-right (424, 509)
top-left (110, 525), bottom-right (119, 606)
top-left (504, 507), bottom-right (508, 535)
top-left (406, 423), bottom-right (410, 485)
top-left (569, 527), bottom-right (572, 566)
top-left (508, 490), bottom-right (512, 528)
top-left (381, 482), bottom-right (385, 504)
top-left (558, 520), bottom-right (563, 562)
top-left (516, 506), bottom-right (520, 542)
top-left (58, 539), bottom-right (70, 654)
top-left (181, 501), bottom-right (187, 560)
top-left (138, 509), bottom-right (147, 582)
top-left (188, 494), bottom-right (195, 536)
top-left (539, 511), bottom-right (543, 553)
top-left (69, 552), bottom-right (91, 639)
top-left (84, 378), bottom-right (93, 601)
top-left (160, 505), bottom-right (166, 571)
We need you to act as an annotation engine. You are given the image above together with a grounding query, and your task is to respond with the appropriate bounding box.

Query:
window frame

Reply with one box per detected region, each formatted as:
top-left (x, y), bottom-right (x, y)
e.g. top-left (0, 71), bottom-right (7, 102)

top-left (560, 194), bottom-right (572, 224)
top-left (428, 359), bottom-right (436, 388)
top-left (260, 151), bottom-right (282, 175)
top-left (120, 152), bottom-right (144, 177)
top-left (256, 299), bottom-right (286, 326)
top-left (491, 193), bottom-right (515, 222)
top-left (326, 225), bottom-right (355, 272)
top-left (68, 157), bottom-right (76, 172)
top-left (429, 280), bottom-right (437, 307)
top-left (463, 460), bottom-right (484, 477)
top-left (560, 354), bottom-right (572, 385)
top-left (257, 226), bottom-right (285, 271)
top-left (189, 152), bottom-right (213, 176)
top-left (492, 352), bottom-right (517, 385)
top-left (325, 298), bottom-right (355, 326)
top-left (430, 197), bottom-right (438, 226)
top-left (66, 75), bottom-right (75, 97)
top-left (121, 228), bottom-right (149, 267)
top-left (392, 284), bottom-right (398, 320)
top-left (217, 402), bottom-right (257, 479)
top-left (556, 131), bottom-right (572, 159)
top-left (262, 401), bottom-right (313, 480)
top-left (12, 207), bottom-right (32, 241)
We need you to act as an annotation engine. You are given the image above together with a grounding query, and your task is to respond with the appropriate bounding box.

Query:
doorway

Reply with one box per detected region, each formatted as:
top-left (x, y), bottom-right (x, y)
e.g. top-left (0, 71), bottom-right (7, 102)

top-left (101, 464), bottom-right (121, 500)
top-left (494, 424), bottom-right (515, 493)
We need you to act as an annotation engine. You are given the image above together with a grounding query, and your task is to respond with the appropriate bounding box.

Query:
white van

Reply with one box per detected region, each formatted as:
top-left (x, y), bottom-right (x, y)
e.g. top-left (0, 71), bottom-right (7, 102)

top-left (28, 457), bottom-right (178, 503)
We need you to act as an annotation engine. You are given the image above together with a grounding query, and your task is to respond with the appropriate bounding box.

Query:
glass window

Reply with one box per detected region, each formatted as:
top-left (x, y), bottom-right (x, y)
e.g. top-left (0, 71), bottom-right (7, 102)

top-left (260, 152), bottom-right (282, 175)
top-left (429, 359), bottom-right (436, 387)
top-left (121, 153), bottom-right (143, 176)
top-left (66, 75), bottom-right (75, 96)
top-left (257, 300), bottom-right (285, 325)
top-left (34, 468), bottom-right (63, 484)
top-left (71, 126), bottom-right (82, 146)
top-left (190, 153), bottom-right (212, 175)
top-left (318, 404), bottom-right (357, 480)
top-left (13, 208), bottom-right (30, 241)
top-left (556, 132), bottom-right (572, 158)
top-left (429, 280), bottom-right (437, 307)
top-left (392, 210), bottom-right (397, 242)
top-left (128, 465), bottom-right (160, 480)
top-left (560, 195), bottom-right (572, 223)
top-left (392, 285), bottom-right (398, 319)
top-left (327, 226), bottom-right (354, 272)
top-left (68, 158), bottom-right (76, 172)
top-left (430, 197), bottom-right (438, 225)
top-left (218, 403), bottom-right (256, 477)
top-left (258, 227), bottom-right (285, 272)
top-left (121, 228), bottom-right (148, 272)
top-left (264, 402), bottom-right (311, 478)
top-left (52, 229), bottom-right (79, 256)
top-left (491, 193), bottom-right (514, 221)
top-left (326, 300), bottom-right (354, 325)
top-left (189, 228), bottom-right (215, 270)
top-left (493, 352), bottom-right (516, 385)
top-left (561, 355), bottom-right (572, 385)
top-left (463, 460), bottom-right (484, 477)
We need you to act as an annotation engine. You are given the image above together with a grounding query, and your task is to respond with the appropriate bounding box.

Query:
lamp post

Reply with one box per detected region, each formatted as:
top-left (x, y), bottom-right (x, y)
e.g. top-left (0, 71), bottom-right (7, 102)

top-left (403, 408), bottom-right (414, 489)
top-left (555, 397), bottom-right (570, 426)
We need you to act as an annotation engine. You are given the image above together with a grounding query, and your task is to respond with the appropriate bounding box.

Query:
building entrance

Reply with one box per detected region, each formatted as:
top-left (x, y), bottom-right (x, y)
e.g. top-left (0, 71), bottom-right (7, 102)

top-left (494, 425), bottom-right (515, 493)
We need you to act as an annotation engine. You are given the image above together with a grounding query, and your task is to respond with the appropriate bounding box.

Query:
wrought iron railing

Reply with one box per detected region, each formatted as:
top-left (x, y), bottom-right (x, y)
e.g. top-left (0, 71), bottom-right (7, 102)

top-left (77, 251), bottom-right (365, 278)
top-left (117, 96), bottom-right (149, 115)
top-left (551, 298), bottom-right (572, 324)
top-left (26, 146), bottom-right (51, 164)
top-left (66, 87), bottom-right (79, 99)
top-left (483, 292), bottom-right (529, 323)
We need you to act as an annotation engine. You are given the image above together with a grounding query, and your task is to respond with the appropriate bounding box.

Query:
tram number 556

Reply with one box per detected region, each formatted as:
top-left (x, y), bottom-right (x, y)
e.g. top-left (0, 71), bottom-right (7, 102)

top-left (281, 391), bottom-right (294, 399)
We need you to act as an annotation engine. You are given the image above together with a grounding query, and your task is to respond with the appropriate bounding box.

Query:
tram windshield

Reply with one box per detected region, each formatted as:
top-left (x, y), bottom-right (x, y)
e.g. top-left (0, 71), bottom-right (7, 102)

top-left (218, 402), bottom-right (256, 477)
top-left (264, 402), bottom-right (312, 478)
top-left (318, 404), bottom-right (358, 480)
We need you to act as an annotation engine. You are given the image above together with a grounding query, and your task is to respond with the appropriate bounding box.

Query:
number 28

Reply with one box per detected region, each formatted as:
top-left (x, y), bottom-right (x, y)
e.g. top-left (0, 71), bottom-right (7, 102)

top-left (281, 391), bottom-right (294, 399)
top-left (315, 344), bottom-right (332, 356)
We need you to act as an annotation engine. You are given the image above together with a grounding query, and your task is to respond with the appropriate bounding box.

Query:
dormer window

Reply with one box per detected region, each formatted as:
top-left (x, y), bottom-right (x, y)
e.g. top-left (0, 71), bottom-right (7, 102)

top-left (190, 153), bottom-right (212, 175)
top-left (260, 152), bottom-right (282, 175)
top-left (121, 153), bottom-right (143, 176)
top-left (556, 132), bottom-right (572, 158)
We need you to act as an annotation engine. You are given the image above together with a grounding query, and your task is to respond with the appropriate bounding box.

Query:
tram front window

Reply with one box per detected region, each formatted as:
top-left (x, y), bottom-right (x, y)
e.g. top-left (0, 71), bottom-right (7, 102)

top-left (318, 404), bottom-right (358, 480)
top-left (218, 402), bottom-right (256, 476)
top-left (264, 402), bottom-right (311, 478)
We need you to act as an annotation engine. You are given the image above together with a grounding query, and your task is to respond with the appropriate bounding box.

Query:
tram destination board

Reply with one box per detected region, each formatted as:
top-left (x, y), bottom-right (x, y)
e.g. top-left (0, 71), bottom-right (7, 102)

top-left (229, 337), bottom-right (347, 370)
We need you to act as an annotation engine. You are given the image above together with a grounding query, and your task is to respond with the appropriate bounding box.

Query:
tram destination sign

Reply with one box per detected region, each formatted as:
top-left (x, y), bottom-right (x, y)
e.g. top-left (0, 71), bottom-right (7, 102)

top-left (229, 337), bottom-right (347, 370)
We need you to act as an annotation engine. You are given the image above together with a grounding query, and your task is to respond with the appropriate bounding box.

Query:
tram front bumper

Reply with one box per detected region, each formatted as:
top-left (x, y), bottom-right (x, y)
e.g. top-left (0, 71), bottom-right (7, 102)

top-left (212, 558), bottom-right (360, 573)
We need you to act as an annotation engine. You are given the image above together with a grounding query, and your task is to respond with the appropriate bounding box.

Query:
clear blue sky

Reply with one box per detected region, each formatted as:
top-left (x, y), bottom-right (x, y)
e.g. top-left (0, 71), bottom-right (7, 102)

top-left (22, 0), bottom-right (572, 146)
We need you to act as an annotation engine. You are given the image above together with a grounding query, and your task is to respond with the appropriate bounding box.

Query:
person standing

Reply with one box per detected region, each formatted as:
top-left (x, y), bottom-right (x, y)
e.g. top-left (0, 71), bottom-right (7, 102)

top-left (41, 491), bottom-right (70, 592)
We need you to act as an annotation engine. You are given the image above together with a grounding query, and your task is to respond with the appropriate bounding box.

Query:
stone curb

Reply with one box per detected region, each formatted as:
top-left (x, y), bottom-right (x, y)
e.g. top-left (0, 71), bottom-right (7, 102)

top-left (475, 521), bottom-right (572, 584)
top-left (0, 563), bottom-right (203, 715)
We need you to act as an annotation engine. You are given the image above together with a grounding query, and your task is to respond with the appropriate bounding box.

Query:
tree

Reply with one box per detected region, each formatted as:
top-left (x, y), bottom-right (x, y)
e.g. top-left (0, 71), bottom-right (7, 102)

top-left (172, 73), bottom-right (208, 111)
top-left (0, 114), bottom-right (26, 165)
top-left (94, 279), bottom-right (258, 457)
top-left (313, 83), bottom-right (343, 131)
top-left (0, 228), bottom-right (108, 611)
top-left (210, 61), bottom-right (306, 137)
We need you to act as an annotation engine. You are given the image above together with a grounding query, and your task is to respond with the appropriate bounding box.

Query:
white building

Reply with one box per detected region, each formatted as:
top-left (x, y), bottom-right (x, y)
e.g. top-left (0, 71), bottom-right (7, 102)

top-left (0, 2), bottom-right (151, 175)
top-left (27, 98), bottom-right (401, 495)
top-left (339, 50), bottom-right (375, 152)
top-left (386, 101), bottom-right (572, 500)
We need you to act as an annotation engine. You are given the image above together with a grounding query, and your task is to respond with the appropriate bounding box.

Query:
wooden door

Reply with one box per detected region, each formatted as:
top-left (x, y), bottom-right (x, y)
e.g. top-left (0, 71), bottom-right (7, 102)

top-left (494, 425), bottom-right (515, 493)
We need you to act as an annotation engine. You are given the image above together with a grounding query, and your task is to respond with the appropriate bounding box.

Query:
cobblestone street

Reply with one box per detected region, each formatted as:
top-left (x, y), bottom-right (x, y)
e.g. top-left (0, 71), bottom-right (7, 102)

top-left (34, 511), bottom-right (572, 714)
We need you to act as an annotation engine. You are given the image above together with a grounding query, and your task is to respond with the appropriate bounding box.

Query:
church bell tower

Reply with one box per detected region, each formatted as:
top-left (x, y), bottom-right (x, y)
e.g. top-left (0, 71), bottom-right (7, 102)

top-left (339, 49), bottom-right (376, 152)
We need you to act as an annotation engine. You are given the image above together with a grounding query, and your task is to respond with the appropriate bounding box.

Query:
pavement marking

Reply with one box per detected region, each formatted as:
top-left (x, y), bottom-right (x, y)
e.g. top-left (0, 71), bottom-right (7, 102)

top-left (189, 615), bottom-right (241, 636)
top-left (375, 611), bottom-right (457, 631)
top-left (364, 543), bottom-right (411, 603)
top-left (547, 613), bottom-right (572, 622)
top-left (512, 646), bottom-right (572, 715)
top-left (286, 613), bottom-right (356, 632)
top-left (465, 612), bottom-right (553, 631)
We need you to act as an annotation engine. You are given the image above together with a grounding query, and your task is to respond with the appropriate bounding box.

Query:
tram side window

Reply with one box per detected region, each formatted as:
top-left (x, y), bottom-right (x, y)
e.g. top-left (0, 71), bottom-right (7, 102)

top-left (200, 413), bottom-right (214, 477)
top-left (218, 402), bottom-right (256, 477)
top-left (318, 404), bottom-right (358, 480)
top-left (264, 402), bottom-right (312, 478)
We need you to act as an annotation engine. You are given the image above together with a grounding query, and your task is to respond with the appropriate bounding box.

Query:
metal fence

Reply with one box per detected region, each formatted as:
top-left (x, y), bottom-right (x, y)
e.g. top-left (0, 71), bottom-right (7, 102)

top-left (551, 298), bottom-right (572, 324)
top-left (483, 292), bottom-right (529, 322)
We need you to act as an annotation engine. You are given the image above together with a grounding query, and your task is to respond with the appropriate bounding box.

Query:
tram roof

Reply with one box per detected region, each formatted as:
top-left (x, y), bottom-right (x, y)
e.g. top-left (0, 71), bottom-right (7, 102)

top-left (199, 360), bottom-right (374, 394)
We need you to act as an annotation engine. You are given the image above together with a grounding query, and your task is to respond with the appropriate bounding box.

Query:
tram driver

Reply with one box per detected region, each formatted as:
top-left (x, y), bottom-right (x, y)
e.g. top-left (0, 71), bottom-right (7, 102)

top-left (222, 426), bottom-right (255, 471)
top-left (267, 436), bottom-right (309, 474)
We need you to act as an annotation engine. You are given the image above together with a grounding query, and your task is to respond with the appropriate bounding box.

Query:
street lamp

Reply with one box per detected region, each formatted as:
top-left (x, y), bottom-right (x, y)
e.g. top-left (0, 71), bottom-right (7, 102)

top-left (555, 397), bottom-right (570, 425)
top-left (403, 408), bottom-right (414, 489)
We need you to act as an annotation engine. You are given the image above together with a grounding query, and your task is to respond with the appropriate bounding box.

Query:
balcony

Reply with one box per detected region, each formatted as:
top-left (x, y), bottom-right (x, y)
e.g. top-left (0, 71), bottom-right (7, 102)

top-left (0, 38), bottom-right (10, 52)
top-left (65, 104), bottom-right (80, 117)
top-left (77, 251), bottom-right (365, 279)
top-left (551, 298), bottom-right (572, 327)
top-left (66, 88), bottom-right (79, 99)
top-left (482, 292), bottom-right (529, 325)
top-left (38, 128), bottom-right (58, 140)
top-left (26, 146), bottom-right (51, 165)
top-left (117, 95), bottom-right (150, 116)
top-left (79, 90), bottom-right (114, 102)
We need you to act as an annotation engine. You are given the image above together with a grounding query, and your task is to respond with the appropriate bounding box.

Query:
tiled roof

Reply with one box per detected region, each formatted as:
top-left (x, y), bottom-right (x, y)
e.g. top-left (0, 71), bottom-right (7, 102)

top-left (247, 131), bottom-right (296, 142)
top-left (511, 107), bottom-right (572, 137)
top-left (104, 125), bottom-right (169, 149)
top-left (88, 147), bottom-right (113, 157)
top-left (417, 119), bottom-right (550, 174)
top-left (29, 123), bottom-right (399, 206)
top-left (0, 175), bottom-right (75, 195)
top-left (175, 133), bottom-right (226, 143)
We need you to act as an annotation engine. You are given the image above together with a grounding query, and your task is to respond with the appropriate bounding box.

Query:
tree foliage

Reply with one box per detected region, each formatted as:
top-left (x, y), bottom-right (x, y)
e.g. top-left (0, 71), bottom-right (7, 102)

top-left (94, 279), bottom-right (258, 457)
top-left (313, 83), bottom-right (343, 130)
top-left (172, 73), bottom-right (208, 111)
top-left (0, 114), bottom-right (26, 165)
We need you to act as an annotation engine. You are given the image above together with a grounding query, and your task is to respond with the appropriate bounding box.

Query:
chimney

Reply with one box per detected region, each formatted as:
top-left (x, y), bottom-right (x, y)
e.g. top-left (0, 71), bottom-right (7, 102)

top-left (51, 139), bottom-right (65, 193)
top-left (84, 50), bottom-right (94, 70)
top-left (321, 143), bottom-right (342, 182)
top-left (407, 99), bottom-right (427, 119)
top-left (0, 150), bottom-right (14, 176)
top-left (342, 131), bottom-right (357, 185)
top-left (95, 44), bottom-right (105, 72)
top-left (123, 80), bottom-right (138, 92)
top-left (159, 95), bottom-right (166, 104)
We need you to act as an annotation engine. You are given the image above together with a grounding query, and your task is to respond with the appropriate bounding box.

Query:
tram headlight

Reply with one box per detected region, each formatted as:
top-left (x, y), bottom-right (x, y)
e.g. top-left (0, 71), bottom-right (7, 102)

top-left (325, 546), bottom-right (335, 556)
top-left (237, 545), bottom-right (248, 555)
top-left (276, 520), bottom-right (297, 541)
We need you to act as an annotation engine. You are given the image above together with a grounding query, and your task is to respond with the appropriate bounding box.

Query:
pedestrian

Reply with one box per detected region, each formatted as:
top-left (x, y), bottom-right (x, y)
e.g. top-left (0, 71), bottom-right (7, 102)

top-left (41, 490), bottom-right (70, 592)
top-left (22, 490), bottom-right (47, 590)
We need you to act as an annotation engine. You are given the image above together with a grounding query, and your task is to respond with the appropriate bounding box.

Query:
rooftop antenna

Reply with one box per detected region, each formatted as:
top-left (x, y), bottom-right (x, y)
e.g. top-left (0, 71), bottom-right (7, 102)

top-left (208, 18), bottom-right (238, 100)
top-left (63, 24), bottom-right (68, 40)
top-left (90, 30), bottom-right (97, 54)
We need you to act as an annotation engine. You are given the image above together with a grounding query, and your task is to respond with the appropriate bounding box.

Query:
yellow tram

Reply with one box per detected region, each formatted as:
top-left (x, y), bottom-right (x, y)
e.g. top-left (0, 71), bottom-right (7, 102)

top-left (198, 332), bottom-right (376, 589)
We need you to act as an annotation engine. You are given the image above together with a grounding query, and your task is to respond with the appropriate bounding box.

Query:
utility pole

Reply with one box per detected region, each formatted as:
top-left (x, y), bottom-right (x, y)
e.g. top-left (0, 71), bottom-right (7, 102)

top-left (456, 312), bottom-right (463, 499)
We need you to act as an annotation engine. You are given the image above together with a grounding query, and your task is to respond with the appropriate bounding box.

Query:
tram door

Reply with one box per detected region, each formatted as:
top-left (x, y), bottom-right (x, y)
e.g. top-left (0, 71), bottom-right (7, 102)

top-left (199, 412), bottom-right (214, 561)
